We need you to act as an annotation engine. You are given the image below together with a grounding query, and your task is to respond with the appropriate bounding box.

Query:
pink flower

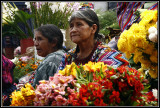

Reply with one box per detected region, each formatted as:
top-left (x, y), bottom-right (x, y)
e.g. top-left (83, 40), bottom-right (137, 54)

top-left (20, 56), bottom-right (31, 62)
top-left (55, 95), bottom-right (68, 106)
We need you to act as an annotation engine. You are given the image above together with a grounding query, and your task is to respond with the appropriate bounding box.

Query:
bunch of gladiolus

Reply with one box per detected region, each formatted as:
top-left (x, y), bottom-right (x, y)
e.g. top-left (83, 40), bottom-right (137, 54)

top-left (117, 10), bottom-right (158, 78)
top-left (10, 62), bottom-right (158, 106)
top-left (10, 83), bottom-right (35, 106)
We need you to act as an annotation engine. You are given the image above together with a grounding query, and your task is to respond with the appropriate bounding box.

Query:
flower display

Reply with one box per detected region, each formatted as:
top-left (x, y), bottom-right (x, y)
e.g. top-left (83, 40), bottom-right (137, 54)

top-left (10, 62), bottom-right (158, 106)
top-left (117, 10), bottom-right (158, 78)
top-left (10, 83), bottom-right (35, 106)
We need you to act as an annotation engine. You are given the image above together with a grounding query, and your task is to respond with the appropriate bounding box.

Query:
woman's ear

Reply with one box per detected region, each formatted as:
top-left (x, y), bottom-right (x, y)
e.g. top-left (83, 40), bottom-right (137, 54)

top-left (91, 24), bottom-right (97, 34)
top-left (51, 39), bottom-right (57, 48)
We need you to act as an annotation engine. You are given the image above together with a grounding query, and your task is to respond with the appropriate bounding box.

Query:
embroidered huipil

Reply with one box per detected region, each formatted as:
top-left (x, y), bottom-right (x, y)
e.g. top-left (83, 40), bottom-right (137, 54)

top-left (58, 42), bottom-right (130, 72)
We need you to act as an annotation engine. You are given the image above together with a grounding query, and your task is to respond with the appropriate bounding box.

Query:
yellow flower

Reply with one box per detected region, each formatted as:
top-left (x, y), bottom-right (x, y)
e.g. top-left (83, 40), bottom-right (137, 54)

top-left (10, 91), bottom-right (25, 106)
top-left (143, 43), bottom-right (155, 55)
top-left (150, 50), bottom-right (158, 63)
top-left (117, 30), bottom-right (129, 52)
top-left (149, 69), bottom-right (157, 79)
top-left (138, 67), bottom-right (145, 75)
top-left (70, 67), bottom-right (77, 78)
top-left (95, 62), bottom-right (107, 72)
top-left (140, 59), bottom-right (151, 69)
top-left (83, 61), bottom-right (97, 72)
top-left (59, 69), bottom-right (66, 76)
top-left (133, 50), bottom-right (143, 64)
top-left (59, 62), bottom-right (77, 77)
top-left (10, 83), bottom-right (35, 106)
top-left (124, 51), bottom-right (132, 59)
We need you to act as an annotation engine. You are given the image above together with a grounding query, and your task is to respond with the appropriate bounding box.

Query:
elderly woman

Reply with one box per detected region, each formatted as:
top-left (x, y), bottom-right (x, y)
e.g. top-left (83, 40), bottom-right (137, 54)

top-left (31, 24), bottom-right (66, 87)
top-left (58, 9), bottom-right (130, 71)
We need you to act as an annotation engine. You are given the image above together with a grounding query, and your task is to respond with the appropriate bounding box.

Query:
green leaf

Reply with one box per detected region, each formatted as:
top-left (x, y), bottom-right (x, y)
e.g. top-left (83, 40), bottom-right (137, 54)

top-left (110, 75), bottom-right (118, 79)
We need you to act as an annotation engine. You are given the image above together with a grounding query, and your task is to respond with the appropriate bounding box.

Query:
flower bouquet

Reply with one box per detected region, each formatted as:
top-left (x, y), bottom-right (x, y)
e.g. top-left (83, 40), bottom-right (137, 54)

top-left (117, 10), bottom-right (158, 79)
top-left (10, 62), bottom-right (158, 106)
top-left (13, 57), bottom-right (39, 83)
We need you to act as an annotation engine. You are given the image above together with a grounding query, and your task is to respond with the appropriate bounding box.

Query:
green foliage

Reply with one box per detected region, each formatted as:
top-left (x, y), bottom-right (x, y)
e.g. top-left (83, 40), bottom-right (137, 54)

top-left (30, 2), bottom-right (73, 29)
top-left (2, 24), bottom-right (17, 36)
top-left (96, 9), bottom-right (120, 36)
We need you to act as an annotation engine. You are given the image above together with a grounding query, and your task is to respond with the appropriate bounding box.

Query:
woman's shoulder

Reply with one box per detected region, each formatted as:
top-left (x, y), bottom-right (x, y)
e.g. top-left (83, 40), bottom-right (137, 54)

top-left (95, 42), bottom-right (113, 53)
top-left (42, 50), bottom-right (65, 63)
top-left (94, 42), bottom-right (129, 67)
top-left (47, 49), bottom-right (66, 58)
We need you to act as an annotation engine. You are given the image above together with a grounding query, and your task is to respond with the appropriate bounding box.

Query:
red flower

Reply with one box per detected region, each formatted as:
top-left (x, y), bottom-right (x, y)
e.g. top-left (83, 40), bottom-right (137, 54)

top-left (118, 81), bottom-right (128, 92)
top-left (134, 80), bottom-right (144, 93)
top-left (109, 90), bottom-right (120, 104)
top-left (127, 75), bottom-right (136, 87)
top-left (101, 79), bottom-right (113, 90)
top-left (146, 91), bottom-right (158, 102)
top-left (105, 68), bottom-right (116, 78)
top-left (94, 98), bottom-right (107, 106)
top-left (117, 66), bottom-right (127, 74)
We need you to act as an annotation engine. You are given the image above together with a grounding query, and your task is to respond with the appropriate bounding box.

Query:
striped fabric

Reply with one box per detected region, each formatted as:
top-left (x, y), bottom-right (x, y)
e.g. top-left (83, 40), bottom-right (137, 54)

top-left (148, 2), bottom-right (158, 10)
top-left (135, 2), bottom-right (158, 23)
top-left (117, 2), bottom-right (145, 32)
top-left (117, 2), bottom-right (158, 32)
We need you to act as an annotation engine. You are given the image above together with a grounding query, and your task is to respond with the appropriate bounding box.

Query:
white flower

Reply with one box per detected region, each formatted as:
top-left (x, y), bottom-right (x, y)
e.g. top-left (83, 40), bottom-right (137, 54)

top-left (25, 2), bottom-right (30, 9)
top-left (148, 26), bottom-right (157, 43)
top-left (10, 57), bottom-right (19, 64)
top-left (152, 89), bottom-right (158, 99)
top-left (149, 33), bottom-right (157, 43)
top-left (148, 26), bottom-right (157, 34)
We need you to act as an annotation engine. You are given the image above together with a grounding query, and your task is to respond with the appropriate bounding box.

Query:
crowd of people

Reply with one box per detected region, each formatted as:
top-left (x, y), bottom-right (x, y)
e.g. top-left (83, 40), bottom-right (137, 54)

top-left (2, 8), bottom-right (131, 106)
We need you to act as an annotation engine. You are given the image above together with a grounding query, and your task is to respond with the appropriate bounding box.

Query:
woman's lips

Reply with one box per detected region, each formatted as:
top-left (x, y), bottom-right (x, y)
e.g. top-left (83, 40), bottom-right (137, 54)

top-left (71, 34), bottom-right (79, 37)
top-left (36, 49), bottom-right (41, 53)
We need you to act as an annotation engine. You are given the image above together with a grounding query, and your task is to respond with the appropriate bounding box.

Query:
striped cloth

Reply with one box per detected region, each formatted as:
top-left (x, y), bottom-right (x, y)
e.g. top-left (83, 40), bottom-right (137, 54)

top-left (148, 2), bottom-right (158, 10)
top-left (135, 2), bottom-right (158, 23)
top-left (117, 2), bottom-right (158, 32)
top-left (117, 2), bottom-right (145, 32)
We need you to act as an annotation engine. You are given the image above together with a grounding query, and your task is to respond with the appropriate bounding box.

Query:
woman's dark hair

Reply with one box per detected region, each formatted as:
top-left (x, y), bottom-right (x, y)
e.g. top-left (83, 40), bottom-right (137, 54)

top-left (34, 24), bottom-right (63, 49)
top-left (69, 8), bottom-right (101, 40)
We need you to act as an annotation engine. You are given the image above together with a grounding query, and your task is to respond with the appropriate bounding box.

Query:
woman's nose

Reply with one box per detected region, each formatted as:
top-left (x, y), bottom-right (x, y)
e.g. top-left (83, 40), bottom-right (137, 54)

top-left (70, 26), bottom-right (77, 32)
top-left (34, 40), bottom-right (39, 46)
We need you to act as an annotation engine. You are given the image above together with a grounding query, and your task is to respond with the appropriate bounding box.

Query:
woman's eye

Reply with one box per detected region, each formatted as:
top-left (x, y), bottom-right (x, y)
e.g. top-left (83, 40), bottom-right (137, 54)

top-left (77, 23), bottom-right (82, 26)
top-left (70, 24), bottom-right (73, 28)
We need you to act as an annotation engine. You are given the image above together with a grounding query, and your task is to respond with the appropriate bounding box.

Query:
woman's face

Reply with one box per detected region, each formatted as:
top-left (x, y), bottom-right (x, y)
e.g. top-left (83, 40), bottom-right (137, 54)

top-left (69, 18), bottom-right (96, 44)
top-left (34, 31), bottom-right (55, 57)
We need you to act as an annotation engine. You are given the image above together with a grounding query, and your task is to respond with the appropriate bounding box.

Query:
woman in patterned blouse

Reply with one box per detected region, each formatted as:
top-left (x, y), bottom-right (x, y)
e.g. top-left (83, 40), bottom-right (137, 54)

top-left (57, 9), bottom-right (130, 71)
